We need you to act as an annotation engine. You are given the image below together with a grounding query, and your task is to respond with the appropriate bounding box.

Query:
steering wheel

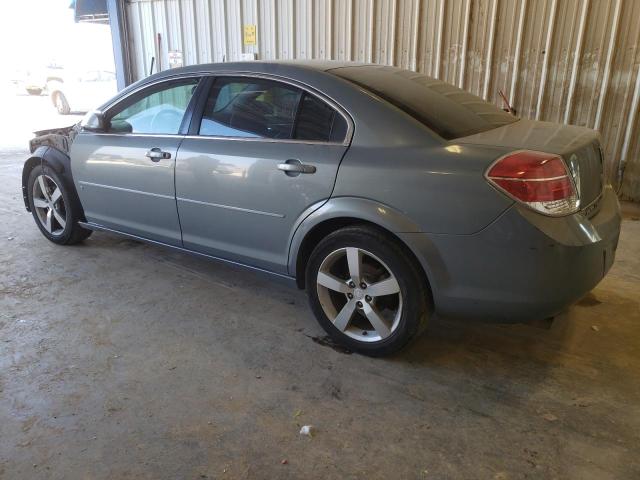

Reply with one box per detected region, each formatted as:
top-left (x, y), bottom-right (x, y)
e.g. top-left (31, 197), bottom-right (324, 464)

top-left (150, 109), bottom-right (184, 133)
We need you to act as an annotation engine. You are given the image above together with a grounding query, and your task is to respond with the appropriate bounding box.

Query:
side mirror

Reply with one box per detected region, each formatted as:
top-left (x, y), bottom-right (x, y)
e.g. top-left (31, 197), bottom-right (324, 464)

top-left (81, 110), bottom-right (107, 132)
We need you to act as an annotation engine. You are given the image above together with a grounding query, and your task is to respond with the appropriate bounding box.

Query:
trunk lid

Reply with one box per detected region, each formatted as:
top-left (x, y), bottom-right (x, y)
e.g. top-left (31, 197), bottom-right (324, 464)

top-left (456, 119), bottom-right (604, 208)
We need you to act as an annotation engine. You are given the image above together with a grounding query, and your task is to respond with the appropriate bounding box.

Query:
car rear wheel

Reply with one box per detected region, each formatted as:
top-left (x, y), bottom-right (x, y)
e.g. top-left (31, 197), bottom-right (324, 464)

top-left (26, 88), bottom-right (42, 96)
top-left (54, 91), bottom-right (70, 115)
top-left (27, 165), bottom-right (92, 245)
top-left (306, 225), bottom-right (430, 356)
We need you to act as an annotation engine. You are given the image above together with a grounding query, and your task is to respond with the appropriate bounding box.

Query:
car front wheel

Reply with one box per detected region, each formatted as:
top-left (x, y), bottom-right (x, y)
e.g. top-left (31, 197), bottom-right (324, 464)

top-left (27, 165), bottom-right (92, 245)
top-left (306, 225), bottom-right (430, 356)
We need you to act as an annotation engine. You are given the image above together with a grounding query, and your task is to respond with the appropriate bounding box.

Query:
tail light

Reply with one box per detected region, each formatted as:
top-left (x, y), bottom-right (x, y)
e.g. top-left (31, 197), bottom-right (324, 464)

top-left (486, 150), bottom-right (579, 216)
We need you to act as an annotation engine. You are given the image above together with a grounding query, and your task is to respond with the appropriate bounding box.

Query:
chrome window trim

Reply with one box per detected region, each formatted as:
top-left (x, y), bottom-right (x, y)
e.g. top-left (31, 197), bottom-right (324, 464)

top-left (96, 71), bottom-right (354, 147)
top-left (83, 132), bottom-right (185, 139)
top-left (101, 74), bottom-right (204, 115)
top-left (179, 134), bottom-right (346, 146)
top-left (83, 132), bottom-right (347, 147)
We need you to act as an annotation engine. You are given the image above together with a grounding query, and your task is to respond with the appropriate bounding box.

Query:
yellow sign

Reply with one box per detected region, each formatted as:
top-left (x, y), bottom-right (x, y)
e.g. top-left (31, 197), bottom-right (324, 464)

top-left (243, 24), bottom-right (256, 45)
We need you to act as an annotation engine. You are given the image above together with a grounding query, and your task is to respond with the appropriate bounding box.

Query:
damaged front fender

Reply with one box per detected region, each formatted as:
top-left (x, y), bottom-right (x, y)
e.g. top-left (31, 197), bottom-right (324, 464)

top-left (29, 123), bottom-right (80, 154)
top-left (22, 123), bottom-right (81, 211)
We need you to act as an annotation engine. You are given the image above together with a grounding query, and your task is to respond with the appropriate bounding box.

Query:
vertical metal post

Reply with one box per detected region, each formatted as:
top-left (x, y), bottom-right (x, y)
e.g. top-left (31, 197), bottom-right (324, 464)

top-left (389, 0), bottom-right (397, 65)
top-left (594, 0), bottom-right (622, 131)
top-left (434, 0), bottom-right (445, 79)
top-left (367, 0), bottom-right (375, 63)
top-left (482, 0), bottom-right (499, 99)
top-left (564, 0), bottom-right (589, 125)
top-left (535, 0), bottom-right (558, 120)
top-left (458, 0), bottom-right (471, 88)
top-left (107, 0), bottom-right (131, 90)
top-left (618, 66), bottom-right (640, 187)
top-left (411, 0), bottom-right (421, 71)
top-left (509, 0), bottom-right (527, 108)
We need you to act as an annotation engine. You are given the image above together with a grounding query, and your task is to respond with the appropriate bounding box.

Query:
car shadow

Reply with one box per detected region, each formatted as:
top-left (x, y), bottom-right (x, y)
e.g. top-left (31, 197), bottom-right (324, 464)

top-left (85, 230), bottom-right (604, 379)
top-left (398, 313), bottom-right (574, 366)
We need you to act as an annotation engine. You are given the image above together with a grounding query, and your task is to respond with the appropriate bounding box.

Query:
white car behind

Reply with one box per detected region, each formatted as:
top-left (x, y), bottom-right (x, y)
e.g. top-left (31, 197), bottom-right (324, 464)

top-left (47, 70), bottom-right (117, 114)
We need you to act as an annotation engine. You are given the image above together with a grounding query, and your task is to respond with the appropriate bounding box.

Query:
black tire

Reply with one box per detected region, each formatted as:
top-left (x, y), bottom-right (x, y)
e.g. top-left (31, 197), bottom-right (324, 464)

top-left (27, 164), bottom-right (92, 245)
top-left (26, 88), bottom-right (42, 96)
top-left (306, 225), bottom-right (431, 356)
top-left (54, 91), bottom-right (70, 115)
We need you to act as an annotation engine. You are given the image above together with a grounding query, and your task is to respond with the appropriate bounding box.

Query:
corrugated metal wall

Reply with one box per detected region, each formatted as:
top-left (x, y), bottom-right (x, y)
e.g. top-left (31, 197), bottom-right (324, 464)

top-left (124, 0), bottom-right (640, 200)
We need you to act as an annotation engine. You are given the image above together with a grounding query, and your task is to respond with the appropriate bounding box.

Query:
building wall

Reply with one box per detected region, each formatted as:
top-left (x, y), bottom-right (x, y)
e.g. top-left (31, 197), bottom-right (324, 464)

top-left (124, 0), bottom-right (640, 200)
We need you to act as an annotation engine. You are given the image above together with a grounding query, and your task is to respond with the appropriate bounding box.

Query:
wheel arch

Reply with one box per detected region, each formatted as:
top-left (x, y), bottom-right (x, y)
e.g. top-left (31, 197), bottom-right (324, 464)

top-left (289, 198), bottom-right (435, 301)
top-left (21, 147), bottom-right (85, 220)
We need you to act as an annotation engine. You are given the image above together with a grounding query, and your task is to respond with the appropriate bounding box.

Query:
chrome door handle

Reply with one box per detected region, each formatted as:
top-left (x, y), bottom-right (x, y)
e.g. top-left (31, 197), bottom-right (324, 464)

top-left (277, 160), bottom-right (316, 175)
top-left (146, 148), bottom-right (171, 161)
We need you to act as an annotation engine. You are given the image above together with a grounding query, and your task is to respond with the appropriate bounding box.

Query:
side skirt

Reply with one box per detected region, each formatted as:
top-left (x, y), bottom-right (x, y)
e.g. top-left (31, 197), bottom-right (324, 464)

top-left (78, 221), bottom-right (298, 287)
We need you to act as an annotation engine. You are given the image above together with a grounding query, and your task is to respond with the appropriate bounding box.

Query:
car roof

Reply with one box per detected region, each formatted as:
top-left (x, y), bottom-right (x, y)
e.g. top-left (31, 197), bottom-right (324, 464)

top-left (102, 60), bottom-right (369, 111)
top-left (149, 60), bottom-right (367, 78)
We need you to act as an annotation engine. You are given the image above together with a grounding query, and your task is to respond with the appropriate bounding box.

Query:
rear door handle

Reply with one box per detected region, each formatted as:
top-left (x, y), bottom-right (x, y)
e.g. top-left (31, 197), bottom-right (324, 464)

top-left (277, 160), bottom-right (316, 175)
top-left (146, 148), bottom-right (171, 161)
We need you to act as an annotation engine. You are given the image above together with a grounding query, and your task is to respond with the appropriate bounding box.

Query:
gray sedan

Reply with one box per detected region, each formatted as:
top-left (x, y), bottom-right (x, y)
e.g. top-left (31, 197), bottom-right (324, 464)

top-left (22, 61), bottom-right (621, 356)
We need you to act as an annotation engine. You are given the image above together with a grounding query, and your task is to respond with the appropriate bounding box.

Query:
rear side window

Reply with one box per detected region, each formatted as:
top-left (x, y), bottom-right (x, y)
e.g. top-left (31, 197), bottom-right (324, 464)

top-left (199, 77), bottom-right (301, 139)
top-left (294, 93), bottom-right (347, 143)
top-left (199, 76), bottom-right (348, 143)
top-left (332, 65), bottom-right (517, 140)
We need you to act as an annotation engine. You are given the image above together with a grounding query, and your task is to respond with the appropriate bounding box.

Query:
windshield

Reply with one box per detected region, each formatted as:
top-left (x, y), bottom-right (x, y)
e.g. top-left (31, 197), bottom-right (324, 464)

top-left (331, 65), bottom-right (518, 140)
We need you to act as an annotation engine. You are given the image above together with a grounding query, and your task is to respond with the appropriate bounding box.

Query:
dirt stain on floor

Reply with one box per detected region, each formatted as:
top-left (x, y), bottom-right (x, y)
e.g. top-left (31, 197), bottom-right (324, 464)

top-left (306, 334), bottom-right (352, 354)
top-left (577, 293), bottom-right (603, 307)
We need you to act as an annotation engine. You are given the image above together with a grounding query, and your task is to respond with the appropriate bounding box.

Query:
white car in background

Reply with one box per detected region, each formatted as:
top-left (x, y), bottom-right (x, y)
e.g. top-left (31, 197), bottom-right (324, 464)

top-left (10, 65), bottom-right (65, 96)
top-left (47, 70), bottom-right (117, 114)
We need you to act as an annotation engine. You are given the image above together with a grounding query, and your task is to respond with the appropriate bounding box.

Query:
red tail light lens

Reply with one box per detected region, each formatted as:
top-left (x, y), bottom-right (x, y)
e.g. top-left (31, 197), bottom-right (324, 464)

top-left (486, 150), bottom-right (579, 216)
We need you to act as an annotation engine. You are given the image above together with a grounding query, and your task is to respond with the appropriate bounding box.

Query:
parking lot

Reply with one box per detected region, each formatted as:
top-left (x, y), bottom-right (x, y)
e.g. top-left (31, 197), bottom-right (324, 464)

top-left (1, 92), bottom-right (639, 479)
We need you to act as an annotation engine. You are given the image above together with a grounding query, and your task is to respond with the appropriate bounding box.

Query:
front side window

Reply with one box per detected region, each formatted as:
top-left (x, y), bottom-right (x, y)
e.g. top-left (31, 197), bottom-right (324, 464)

top-left (198, 76), bottom-right (348, 143)
top-left (108, 79), bottom-right (199, 135)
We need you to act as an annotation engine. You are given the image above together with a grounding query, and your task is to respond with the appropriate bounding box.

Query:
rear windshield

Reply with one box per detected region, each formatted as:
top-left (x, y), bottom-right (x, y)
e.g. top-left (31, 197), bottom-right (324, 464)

top-left (331, 65), bottom-right (518, 140)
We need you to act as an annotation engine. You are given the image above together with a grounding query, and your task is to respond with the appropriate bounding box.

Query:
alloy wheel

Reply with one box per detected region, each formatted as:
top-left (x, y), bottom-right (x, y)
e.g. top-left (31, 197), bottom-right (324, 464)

top-left (316, 247), bottom-right (402, 342)
top-left (32, 174), bottom-right (66, 236)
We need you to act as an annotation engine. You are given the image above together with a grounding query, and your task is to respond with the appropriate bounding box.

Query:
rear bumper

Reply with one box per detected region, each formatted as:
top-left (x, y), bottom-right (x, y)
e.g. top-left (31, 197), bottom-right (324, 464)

top-left (400, 186), bottom-right (621, 322)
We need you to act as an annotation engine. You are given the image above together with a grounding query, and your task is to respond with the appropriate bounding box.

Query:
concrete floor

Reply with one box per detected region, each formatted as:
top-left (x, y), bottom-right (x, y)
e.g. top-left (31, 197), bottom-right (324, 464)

top-left (1, 94), bottom-right (640, 480)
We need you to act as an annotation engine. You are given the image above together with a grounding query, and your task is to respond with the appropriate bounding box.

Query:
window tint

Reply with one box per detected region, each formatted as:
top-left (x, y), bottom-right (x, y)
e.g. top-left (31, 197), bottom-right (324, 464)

top-left (332, 65), bottom-right (517, 140)
top-left (200, 78), bottom-right (301, 139)
top-left (108, 79), bottom-right (199, 134)
top-left (294, 93), bottom-right (347, 143)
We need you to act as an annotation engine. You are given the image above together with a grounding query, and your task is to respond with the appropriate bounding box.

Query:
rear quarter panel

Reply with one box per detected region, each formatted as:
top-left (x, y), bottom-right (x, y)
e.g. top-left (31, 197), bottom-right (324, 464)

top-left (310, 73), bottom-right (514, 235)
top-left (332, 141), bottom-right (514, 235)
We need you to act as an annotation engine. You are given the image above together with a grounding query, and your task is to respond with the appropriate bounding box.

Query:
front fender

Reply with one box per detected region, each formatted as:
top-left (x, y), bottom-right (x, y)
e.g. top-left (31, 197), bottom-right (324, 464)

top-left (287, 196), bottom-right (423, 276)
top-left (21, 146), bottom-right (80, 214)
